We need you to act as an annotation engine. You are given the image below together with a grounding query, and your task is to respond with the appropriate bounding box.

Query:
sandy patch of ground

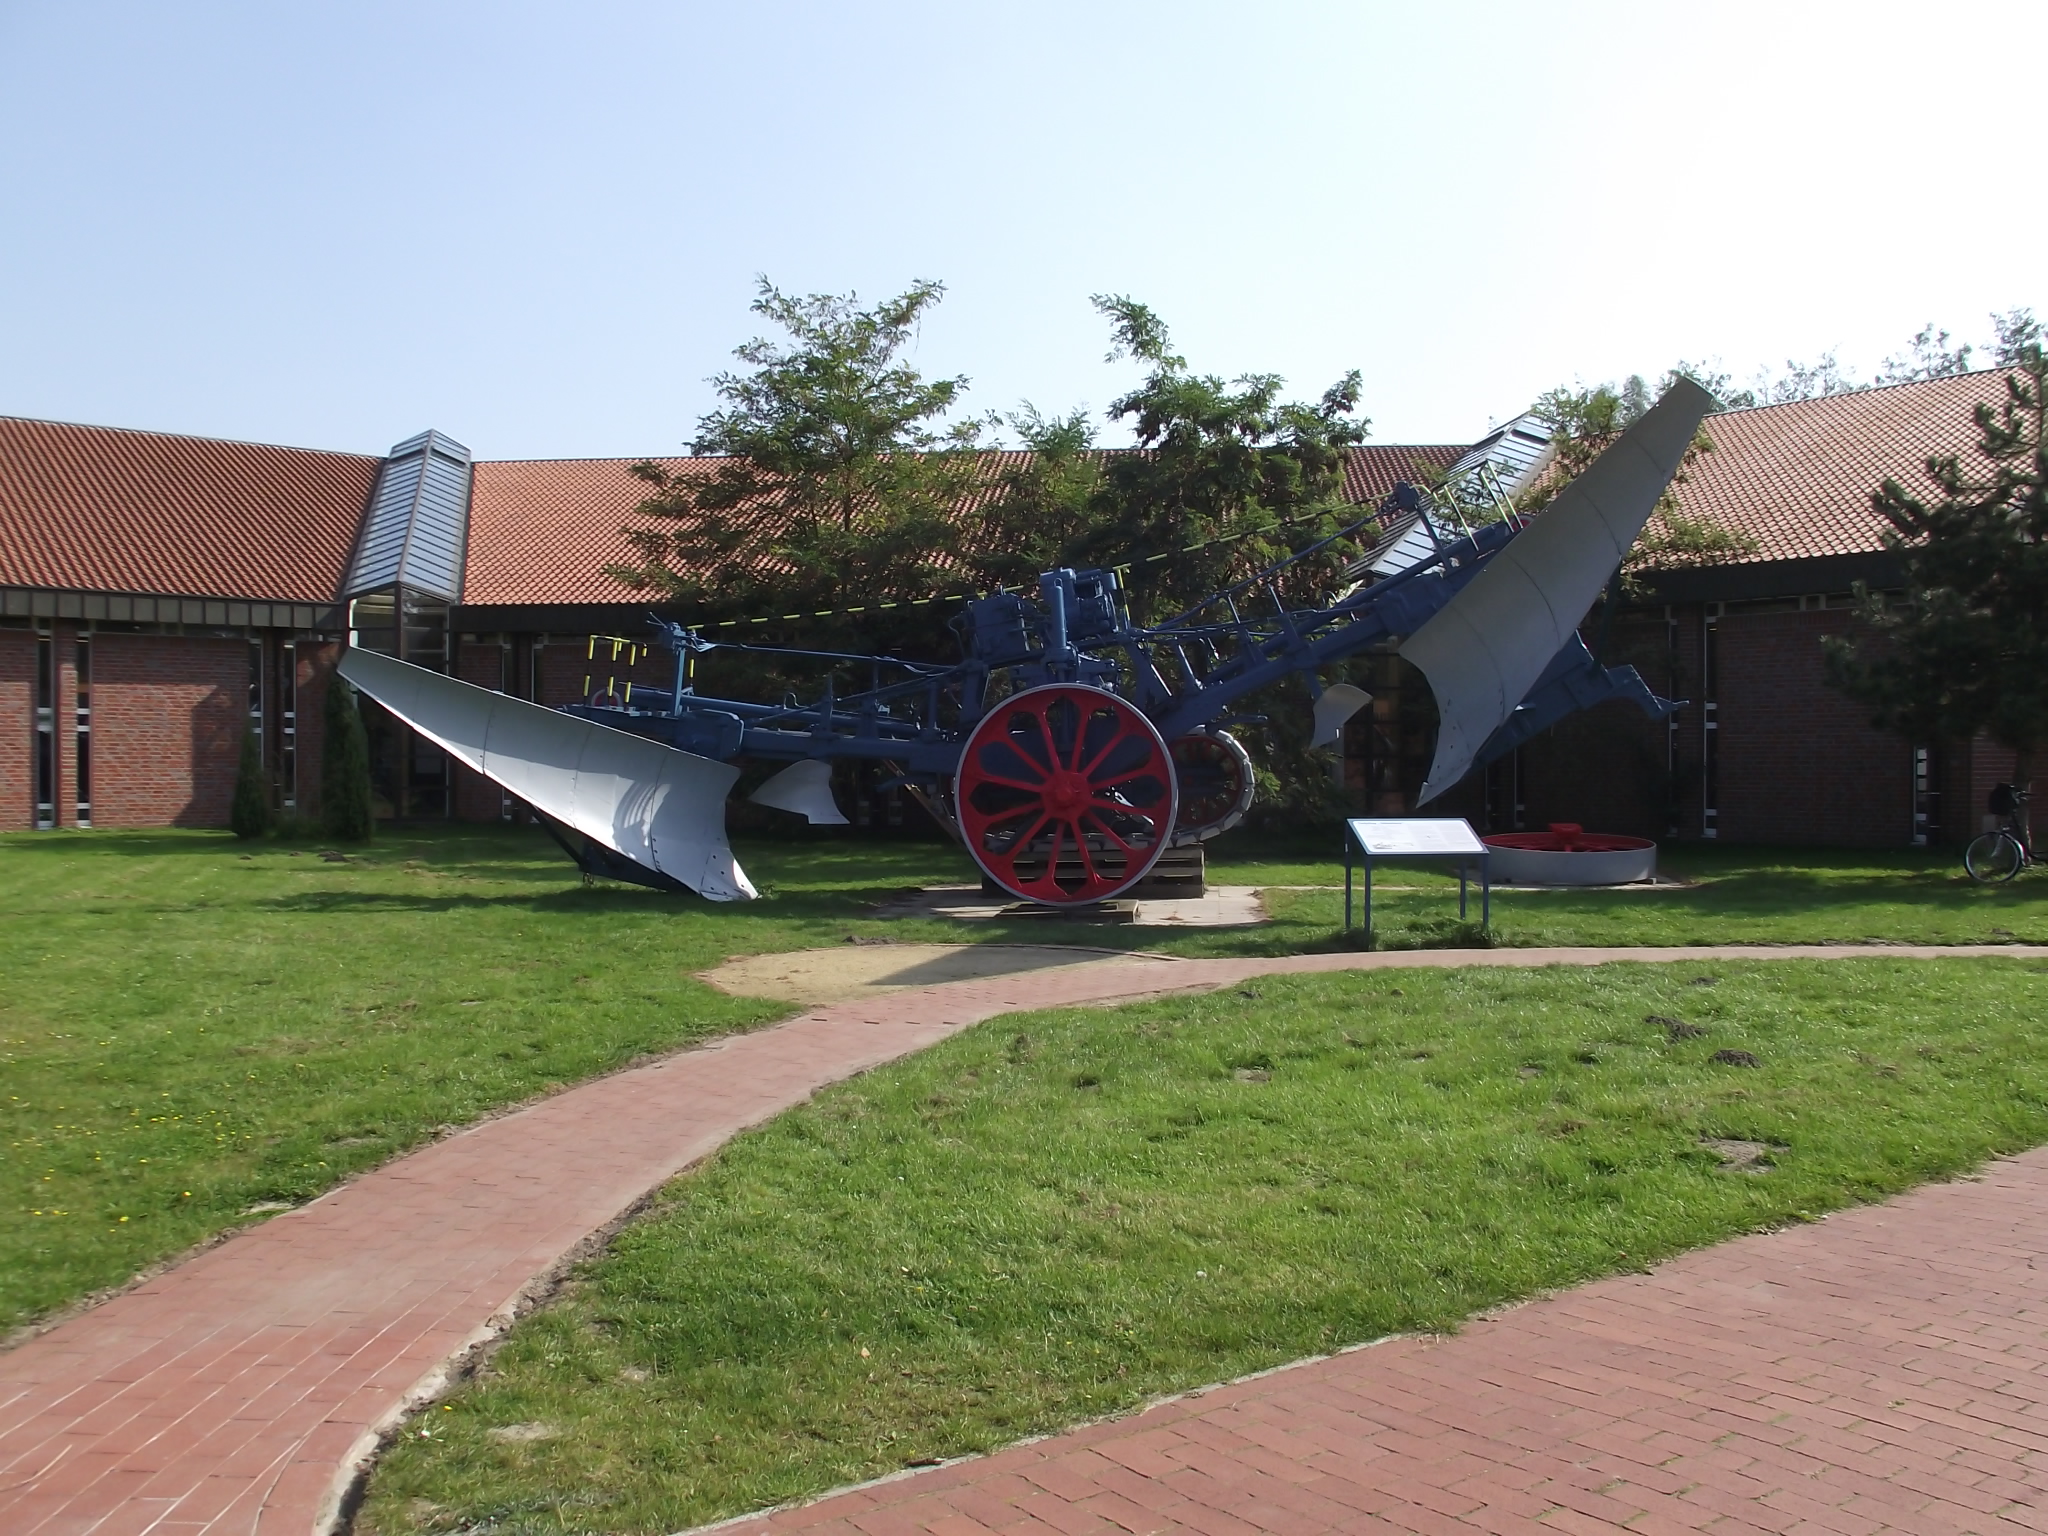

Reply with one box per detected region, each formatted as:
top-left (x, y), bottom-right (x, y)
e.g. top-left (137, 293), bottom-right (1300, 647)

top-left (698, 942), bottom-right (1184, 1006)
top-left (870, 885), bottom-right (1267, 926)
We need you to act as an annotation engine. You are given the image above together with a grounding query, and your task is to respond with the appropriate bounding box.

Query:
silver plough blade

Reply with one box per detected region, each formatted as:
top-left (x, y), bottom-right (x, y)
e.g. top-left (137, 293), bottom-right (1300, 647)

top-left (749, 760), bottom-right (849, 825)
top-left (1401, 378), bottom-right (1712, 803)
top-left (336, 648), bottom-right (757, 900)
top-left (1310, 683), bottom-right (1371, 750)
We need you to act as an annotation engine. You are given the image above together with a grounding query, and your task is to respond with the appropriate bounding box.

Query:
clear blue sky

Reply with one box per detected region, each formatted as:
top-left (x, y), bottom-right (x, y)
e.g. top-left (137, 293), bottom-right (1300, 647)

top-left (2, 0), bottom-right (2040, 460)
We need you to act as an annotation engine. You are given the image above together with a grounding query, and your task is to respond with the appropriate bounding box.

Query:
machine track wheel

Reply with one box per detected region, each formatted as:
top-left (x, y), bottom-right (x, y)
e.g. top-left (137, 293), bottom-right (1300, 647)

top-left (1169, 728), bottom-right (1256, 845)
top-left (957, 683), bottom-right (1177, 904)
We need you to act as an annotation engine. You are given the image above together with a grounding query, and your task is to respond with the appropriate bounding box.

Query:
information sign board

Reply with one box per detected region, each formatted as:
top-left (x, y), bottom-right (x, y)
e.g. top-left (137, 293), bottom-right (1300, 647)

top-left (1345, 818), bottom-right (1487, 858)
top-left (1341, 817), bottom-right (1491, 938)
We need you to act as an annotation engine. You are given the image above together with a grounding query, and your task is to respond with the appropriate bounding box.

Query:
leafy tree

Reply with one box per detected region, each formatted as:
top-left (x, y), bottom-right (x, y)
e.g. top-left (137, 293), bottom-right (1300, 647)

top-left (1877, 323), bottom-right (1975, 385)
top-left (1040, 299), bottom-right (1384, 822)
top-left (1666, 360), bottom-right (1757, 411)
top-left (1993, 308), bottom-right (2043, 365)
top-left (1720, 309), bottom-right (2036, 405)
top-left (321, 677), bottom-right (374, 843)
top-left (1522, 380), bottom-right (1753, 578)
top-left (968, 405), bottom-right (1104, 590)
top-left (1824, 343), bottom-right (2048, 831)
top-left (1757, 350), bottom-right (1864, 404)
top-left (1064, 295), bottom-right (1373, 618)
top-left (229, 727), bottom-right (269, 840)
top-left (609, 279), bottom-right (987, 629)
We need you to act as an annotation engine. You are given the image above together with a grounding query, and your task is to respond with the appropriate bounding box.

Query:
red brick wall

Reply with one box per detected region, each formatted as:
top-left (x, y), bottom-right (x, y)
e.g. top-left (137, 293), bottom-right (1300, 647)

top-left (1712, 609), bottom-right (1912, 846)
top-left (0, 630), bottom-right (32, 830)
top-left (90, 634), bottom-right (246, 828)
top-left (1958, 738), bottom-right (2044, 840)
top-left (533, 638), bottom-right (675, 709)
top-left (295, 641), bottom-right (340, 823)
top-left (453, 639), bottom-right (508, 823)
top-left (1482, 605), bottom-right (1925, 848)
top-left (1669, 607), bottom-right (1707, 837)
top-left (1512, 615), bottom-right (1675, 840)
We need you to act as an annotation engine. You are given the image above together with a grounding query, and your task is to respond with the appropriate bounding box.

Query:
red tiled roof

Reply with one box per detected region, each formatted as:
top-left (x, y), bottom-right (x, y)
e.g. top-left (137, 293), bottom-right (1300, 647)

top-left (0, 416), bottom-right (378, 602)
top-left (34, 375), bottom-right (2001, 611)
top-left (1666, 371), bottom-right (2013, 566)
top-left (461, 444), bottom-right (1466, 607)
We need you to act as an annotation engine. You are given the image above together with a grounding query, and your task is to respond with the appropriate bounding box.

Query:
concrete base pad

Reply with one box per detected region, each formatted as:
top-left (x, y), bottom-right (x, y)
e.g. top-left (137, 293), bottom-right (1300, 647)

top-left (873, 883), bottom-right (1267, 928)
top-left (699, 942), bottom-right (1183, 1006)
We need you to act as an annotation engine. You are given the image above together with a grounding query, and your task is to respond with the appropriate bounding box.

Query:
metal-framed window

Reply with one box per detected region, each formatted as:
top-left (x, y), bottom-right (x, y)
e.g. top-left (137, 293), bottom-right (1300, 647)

top-left (1701, 611), bottom-right (1719, 839)
top-left (34, 625), bottom-right (55, 829)
top-left (73, 635), bottom-right (90, 826)
top-left (275, 639), bottom-right (298, 810)
top-left (1664, 607), bottom-right (1682, 837)
top-left (1911, 745), bottom-right (1939, 846)
top-left (248, 637), bottom-right (265, 784)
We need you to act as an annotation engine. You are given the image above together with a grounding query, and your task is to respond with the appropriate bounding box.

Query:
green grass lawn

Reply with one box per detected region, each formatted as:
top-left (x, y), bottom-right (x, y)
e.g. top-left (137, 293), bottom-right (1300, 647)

top-left (357, 957), bottom-right (2048, 1536)
top-left (1204, 836), bottom-right (2048, 952)
top-left (0, 825), bottom-right (981, 1332)
top-left (3, 825), bottom-right (2041, 1336)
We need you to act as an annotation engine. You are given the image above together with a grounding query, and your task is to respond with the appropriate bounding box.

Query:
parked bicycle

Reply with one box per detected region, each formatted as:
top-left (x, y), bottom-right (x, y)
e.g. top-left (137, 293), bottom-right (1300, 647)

top-left (1966, 783), bottom-right (2033, 883)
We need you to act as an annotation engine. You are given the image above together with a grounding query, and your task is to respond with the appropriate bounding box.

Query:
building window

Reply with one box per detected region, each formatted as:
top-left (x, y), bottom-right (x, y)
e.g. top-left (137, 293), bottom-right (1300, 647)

top-left (34, 629), bottom-right (55, 829)
top-left (74, 636), bottom-right (90, 826)
top-left (275, 639), bottom-right (298, 810)
top-left (348, 586), bottom-right (451, 818)
top-left (1665, 609), bottom-right (1681, 837)
top-left (348, 589), bottom-right (398, 655)
top-left (1701, 613), bottom-right (1719, 839)
top-left (248, 636), bottom-right (265, 775)
top-left (1912, 745), bottom-right (1939, 846)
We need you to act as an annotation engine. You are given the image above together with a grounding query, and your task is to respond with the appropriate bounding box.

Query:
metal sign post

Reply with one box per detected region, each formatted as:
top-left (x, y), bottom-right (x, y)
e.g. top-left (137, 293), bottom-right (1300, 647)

top-left (1343, 818), bottom-right (1490, 941)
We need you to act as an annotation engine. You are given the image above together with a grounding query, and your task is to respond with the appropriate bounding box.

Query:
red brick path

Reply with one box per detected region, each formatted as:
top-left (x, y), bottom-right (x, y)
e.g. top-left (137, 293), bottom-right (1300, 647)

top-left (1, 944), bottom-right (2043, 1536)
top-left (738, 1148), bottom-right (2048, 1536)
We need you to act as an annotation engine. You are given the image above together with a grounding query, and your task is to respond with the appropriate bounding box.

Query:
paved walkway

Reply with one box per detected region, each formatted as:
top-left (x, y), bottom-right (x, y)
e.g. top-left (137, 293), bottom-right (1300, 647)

top-left (0, 944), bottom-right (2041, 1536)
top-left (734, 1145), bottom-right (2048, 1536)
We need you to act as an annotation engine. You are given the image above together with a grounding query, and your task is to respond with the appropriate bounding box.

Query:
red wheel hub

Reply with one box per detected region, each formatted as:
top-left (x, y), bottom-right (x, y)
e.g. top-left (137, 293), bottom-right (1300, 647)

top-left (955, 684), bottom-right (1177, 904)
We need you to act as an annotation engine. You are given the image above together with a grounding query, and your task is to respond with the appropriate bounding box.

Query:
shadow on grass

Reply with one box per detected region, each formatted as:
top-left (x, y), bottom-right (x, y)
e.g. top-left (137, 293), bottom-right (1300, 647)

top-left (254, 885), bottom-right (920, 918)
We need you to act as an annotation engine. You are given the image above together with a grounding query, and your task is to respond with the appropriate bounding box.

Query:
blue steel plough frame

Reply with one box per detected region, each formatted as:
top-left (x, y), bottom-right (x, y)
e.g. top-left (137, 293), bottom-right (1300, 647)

top-left (561, 464), bottom-right (1677, 905)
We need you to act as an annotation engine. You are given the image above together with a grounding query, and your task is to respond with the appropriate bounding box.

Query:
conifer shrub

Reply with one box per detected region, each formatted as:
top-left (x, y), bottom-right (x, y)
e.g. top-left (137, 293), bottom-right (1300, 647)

top-left (230, 727), bottom-right (270, 839)
top-left (321, 678), bottom-right (375, 843)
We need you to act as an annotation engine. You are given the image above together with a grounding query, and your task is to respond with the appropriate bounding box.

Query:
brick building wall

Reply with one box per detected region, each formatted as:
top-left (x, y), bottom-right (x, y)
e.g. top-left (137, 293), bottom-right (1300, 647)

top-left (1958, 739), bottom-right (2043, 840)
top-left (1512, 615), bottom-right (1675, 840)
top-left (1498, 604), bottom-right (1924, 848)
top-left (452, 638), bottom-right (509, 823)
top-left (294, 640), bottom-right (340, 824)
top-left (1711, 609), bottom-right (1912, 846)
top-left (1668, 608), bottom-right (1707, 839)
top-left (531, 636), bottom-right (676, 710)
top-left (1514, 704), bottom-right (1668, 838)
top-left (90, 634), bottom-right (246, 828)
top-left (0, 629), bottom-right (31, 829)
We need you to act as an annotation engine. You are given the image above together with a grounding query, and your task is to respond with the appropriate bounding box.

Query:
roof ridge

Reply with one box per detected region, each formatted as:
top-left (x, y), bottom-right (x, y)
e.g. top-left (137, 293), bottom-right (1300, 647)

top-left (1707, 365), bottom-right (2023, 419)
top-left (474, 442), bottom-right (1467, 469)
top-left (0, 413), bottom-right (383, 460)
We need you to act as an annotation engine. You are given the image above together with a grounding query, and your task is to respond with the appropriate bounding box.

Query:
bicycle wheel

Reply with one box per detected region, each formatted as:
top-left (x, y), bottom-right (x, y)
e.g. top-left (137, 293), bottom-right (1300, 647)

top-left (1966, 832), bottom-right (2026, 883)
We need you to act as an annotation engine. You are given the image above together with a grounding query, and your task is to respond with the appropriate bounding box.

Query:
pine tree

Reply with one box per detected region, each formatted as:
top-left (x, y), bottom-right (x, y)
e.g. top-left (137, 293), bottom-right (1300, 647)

top-left (321, 677), bottom-right (375, 843)
top-left (1825, 344), bottom-right (2048, 831)
top-left (229, 727), bottom-right (270, 839)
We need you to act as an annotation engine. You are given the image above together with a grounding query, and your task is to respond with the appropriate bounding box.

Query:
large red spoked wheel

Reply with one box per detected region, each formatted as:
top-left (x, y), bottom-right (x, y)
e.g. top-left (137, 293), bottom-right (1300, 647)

top-left (956, 684), bottom-right (1177, 904)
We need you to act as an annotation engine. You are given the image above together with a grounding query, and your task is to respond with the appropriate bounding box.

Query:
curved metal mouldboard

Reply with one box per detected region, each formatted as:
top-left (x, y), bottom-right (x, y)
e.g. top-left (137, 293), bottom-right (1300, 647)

top-left (1400, 378), bottom-right (1714, 804)
top-left (335, 648), bottom-right (757, 901)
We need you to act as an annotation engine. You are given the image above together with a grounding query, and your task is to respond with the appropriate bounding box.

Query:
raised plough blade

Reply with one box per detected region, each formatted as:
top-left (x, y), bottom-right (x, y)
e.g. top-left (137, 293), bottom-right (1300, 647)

top-left (336, 648), bottom-right (757, 900)
top-left (1400, 378), bottom-right (1713, 803)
